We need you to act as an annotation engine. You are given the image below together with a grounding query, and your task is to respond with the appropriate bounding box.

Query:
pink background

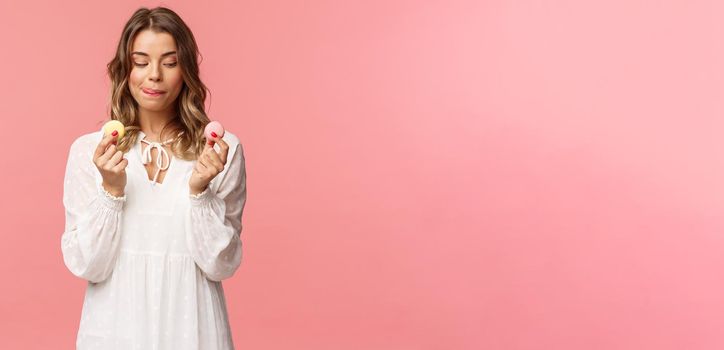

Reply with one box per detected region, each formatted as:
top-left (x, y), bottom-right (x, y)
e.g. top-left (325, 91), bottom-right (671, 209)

top-left (1, 0), bottom-right (723, 348)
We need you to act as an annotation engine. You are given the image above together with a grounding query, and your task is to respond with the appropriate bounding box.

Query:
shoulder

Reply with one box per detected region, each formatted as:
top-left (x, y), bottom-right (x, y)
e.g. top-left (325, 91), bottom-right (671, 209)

top-left (69, 129), bottom-right (104, 156)
top-left (221, 130), bottom-right (241, 149)
top-left (220, 131), bottom-right (244, 157)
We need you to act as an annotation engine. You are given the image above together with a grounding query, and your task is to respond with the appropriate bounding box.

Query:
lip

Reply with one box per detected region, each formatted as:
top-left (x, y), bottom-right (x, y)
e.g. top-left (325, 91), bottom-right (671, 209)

top-left (142, 88), bottom-right (166, 97)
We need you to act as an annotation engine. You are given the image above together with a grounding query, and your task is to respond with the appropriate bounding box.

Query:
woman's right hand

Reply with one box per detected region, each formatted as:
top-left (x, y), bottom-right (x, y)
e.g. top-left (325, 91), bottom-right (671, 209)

top-left (94, 131), bottom-right (129, 196)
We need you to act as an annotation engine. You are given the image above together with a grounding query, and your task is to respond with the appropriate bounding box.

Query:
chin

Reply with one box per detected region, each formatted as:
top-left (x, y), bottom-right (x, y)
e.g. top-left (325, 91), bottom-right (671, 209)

top-left (143, 104), bottom-right (168, 112)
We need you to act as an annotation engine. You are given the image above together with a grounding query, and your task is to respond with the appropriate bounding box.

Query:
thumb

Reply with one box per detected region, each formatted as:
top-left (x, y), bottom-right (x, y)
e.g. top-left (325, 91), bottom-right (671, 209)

top-left (206, 132), bottom-right (220, 149)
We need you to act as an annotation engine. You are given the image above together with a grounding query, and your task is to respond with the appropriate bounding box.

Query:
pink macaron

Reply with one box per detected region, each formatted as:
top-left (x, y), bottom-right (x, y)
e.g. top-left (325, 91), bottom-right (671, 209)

top-left (204, 121), bottom-right (225, 143)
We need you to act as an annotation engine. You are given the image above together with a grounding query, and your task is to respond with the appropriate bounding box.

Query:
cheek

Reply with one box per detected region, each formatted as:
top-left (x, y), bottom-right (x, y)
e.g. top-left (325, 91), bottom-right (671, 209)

top-left (165, 74), bottom-right (184, 98)
top-left (129, 69), bottom-right (143, 86)
top-left (170, 72), bottom-right (183, 91)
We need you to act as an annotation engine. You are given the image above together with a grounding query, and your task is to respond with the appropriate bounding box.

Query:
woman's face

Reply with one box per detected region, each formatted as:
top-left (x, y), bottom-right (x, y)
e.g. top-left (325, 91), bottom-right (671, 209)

top-left (128, 29), bottom-right (184, 115)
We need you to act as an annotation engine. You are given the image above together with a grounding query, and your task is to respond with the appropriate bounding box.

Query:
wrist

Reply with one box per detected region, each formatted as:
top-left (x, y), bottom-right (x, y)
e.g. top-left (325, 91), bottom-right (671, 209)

top-left (102, 182), bottom-right (124, 197)
top-left (189, 185), bottom-right (208, 195)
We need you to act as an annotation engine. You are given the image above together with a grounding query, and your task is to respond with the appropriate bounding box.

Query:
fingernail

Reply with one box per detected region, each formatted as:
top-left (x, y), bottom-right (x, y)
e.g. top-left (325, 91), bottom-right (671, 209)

top-left (211, 132), bottom-right (217, 138)
top-left (112, 130), bottom-right (118, 136)
top-left (208, 141), bottom-right (213, 145)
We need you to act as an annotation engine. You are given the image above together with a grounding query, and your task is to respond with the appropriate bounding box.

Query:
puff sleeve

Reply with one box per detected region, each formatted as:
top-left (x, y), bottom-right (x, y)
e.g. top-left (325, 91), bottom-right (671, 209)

top-left (60, 136), bottom-right (126, 283)
top-left (185, 142), bottom-right (247, 282)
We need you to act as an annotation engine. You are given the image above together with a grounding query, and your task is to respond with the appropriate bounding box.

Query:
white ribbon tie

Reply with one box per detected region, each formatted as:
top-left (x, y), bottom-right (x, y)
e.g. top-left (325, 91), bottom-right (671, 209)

top-left (141, 138), bottom-right (174, 186)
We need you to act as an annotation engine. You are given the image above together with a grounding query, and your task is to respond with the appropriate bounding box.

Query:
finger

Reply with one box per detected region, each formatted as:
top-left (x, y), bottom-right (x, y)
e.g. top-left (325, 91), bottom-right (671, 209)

top-left (193, 161), bottom-right (206, 174)
top-left (97, 144), bottom-right (117, 165)
top-left (94, 132), bottom-right (118, 160)
top-left (198, 153), bottom-right (209, 168)
top-left (215, 138), bottom-right (229, 164)
top-left (192, 163), bottom-right (204, 175)
top-left (195, 161), bottom-right (214, 180)
top-left (107, 150), bottom-right (123, 168)
top-left (200, 154), bottom-right (218, 176)
top-left (111, 157), bottom-right (128, 172)
top-left (205, 136), bottom-right (215, 148)
top-left (206, 150), bottom-right (224, 172)
top-left (200, 152), bottom-right (222, 175)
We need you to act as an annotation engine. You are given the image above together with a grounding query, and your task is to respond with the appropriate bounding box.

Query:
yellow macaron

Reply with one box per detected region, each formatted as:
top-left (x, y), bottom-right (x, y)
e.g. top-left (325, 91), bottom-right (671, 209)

top-left (102, 120), bottom-right (126, 140)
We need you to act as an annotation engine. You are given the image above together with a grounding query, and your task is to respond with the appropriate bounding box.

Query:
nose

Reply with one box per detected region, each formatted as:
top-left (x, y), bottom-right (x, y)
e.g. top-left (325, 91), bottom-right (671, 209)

top-left (148, 63), bottom-right (162, 81)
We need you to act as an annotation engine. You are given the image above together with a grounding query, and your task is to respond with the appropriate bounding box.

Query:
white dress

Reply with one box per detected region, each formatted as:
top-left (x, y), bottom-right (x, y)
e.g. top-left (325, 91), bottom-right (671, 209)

top-left (60, 129), bottom-right (247, 350)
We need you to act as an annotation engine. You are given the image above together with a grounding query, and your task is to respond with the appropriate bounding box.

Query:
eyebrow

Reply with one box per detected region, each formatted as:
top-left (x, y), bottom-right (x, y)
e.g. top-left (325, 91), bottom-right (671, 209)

top-left (131, 51), bottom-right (177, 57)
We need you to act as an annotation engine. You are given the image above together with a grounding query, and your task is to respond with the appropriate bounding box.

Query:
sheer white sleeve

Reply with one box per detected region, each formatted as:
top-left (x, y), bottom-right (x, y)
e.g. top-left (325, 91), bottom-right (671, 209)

top-left (185, 142), bottom-right (247, 282)
top-left (60, 136), bottom-right (126, 283)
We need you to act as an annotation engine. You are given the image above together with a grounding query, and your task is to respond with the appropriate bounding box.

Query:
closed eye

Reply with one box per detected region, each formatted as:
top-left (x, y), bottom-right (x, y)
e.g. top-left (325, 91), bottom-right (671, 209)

top-left (134, 63), bottom-right (178, 67)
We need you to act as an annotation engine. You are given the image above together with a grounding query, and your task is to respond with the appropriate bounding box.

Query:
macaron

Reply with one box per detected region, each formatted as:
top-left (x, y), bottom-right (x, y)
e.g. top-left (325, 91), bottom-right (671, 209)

top-left (102, 120), bottom-right (125, 140)
top-left (204, 121), bottom-right (225, 141)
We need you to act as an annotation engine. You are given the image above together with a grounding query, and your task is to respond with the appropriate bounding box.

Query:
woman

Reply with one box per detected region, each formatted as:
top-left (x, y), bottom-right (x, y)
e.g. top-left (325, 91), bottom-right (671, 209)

top-left (60, 6), bottom-right (247, 349)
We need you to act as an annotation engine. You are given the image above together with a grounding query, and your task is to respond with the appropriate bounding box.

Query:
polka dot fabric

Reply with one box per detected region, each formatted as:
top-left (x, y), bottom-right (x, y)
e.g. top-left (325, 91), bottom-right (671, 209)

top-left (61, 129), bottom-right (247, 349)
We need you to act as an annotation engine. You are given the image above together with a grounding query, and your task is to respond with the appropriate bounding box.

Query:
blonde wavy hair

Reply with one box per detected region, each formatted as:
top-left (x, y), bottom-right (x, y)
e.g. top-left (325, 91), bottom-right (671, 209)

top-left (102, 6), bottom-right (211, 160)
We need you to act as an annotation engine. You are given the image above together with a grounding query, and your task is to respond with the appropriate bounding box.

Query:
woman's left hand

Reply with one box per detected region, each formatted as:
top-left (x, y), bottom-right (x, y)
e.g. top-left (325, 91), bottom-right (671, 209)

top-left (189, 136), bottom-right (229, 195)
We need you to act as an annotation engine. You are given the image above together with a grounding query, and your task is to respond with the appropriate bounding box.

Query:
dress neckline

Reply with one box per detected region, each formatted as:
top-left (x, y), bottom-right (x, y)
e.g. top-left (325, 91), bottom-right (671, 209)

top-left (134, 130), bottom-right (178, 188)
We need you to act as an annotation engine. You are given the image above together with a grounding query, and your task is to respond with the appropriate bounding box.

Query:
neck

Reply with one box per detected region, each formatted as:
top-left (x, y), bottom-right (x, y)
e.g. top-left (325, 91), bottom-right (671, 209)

top-left (139, 107), bottom-right (176, 141)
